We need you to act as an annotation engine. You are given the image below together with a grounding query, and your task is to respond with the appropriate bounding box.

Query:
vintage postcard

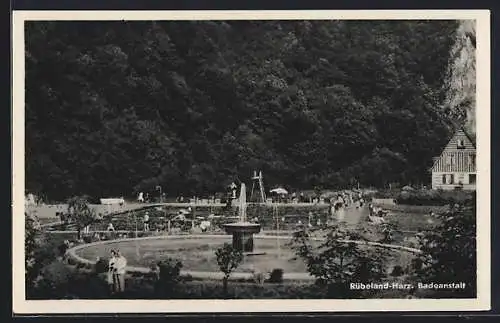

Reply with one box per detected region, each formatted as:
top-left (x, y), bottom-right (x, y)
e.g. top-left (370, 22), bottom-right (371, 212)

top-left (12, 10), bottom-right (491, 313)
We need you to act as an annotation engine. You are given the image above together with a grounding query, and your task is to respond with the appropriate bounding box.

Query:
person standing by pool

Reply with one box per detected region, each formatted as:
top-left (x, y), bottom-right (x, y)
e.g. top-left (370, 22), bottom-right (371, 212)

top-left (109, 249), bottom-right (127, 294)
top-left (108, 250), bottom-right (117, 294)
top-left (359, 197), bottom-right (365, 208)
top-left (143, 212), bottom-right (150, 231)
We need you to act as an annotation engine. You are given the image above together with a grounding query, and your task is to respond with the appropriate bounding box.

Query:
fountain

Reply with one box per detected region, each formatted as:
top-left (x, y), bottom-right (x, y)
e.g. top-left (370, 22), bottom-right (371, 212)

top-left (67, 189), bottom-right (420, 279)
top-left (223, 183), bottom-right (262, 254)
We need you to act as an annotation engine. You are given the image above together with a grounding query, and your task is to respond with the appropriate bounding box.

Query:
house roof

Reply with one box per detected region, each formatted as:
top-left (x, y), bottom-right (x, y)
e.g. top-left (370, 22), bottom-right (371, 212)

top-left (429, 125), bottom-right (476, 171)
top-left (461, 126), bottom-right (476, 148)
top-left (450, 119), bottom-right (476, 148)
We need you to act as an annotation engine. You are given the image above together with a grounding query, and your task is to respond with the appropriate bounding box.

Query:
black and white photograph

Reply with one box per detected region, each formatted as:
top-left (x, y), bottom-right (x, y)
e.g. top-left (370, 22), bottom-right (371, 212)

top-left (12, 10), bottom-right (490, 313)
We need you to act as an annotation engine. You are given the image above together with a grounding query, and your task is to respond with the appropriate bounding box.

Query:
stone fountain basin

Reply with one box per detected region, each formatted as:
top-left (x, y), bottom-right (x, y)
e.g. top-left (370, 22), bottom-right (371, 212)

top-left (223, 222), bottom-right (261, 234)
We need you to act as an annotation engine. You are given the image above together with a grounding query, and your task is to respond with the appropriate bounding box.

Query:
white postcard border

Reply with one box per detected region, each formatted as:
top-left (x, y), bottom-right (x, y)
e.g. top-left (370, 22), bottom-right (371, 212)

top-left (12, 9), bottom-right (491, 314)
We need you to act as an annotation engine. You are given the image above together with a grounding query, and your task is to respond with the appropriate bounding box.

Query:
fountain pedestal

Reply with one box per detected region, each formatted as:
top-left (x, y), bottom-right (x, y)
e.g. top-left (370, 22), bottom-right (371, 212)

top-left (223, 222), bottom-right (261, 253)
top-left (224, 182), bottom-right (264, 255)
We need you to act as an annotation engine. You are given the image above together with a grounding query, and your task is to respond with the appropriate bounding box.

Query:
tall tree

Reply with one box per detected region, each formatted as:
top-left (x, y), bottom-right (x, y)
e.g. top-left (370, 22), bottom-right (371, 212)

top-left (25, 20), bottom-right (462, 200)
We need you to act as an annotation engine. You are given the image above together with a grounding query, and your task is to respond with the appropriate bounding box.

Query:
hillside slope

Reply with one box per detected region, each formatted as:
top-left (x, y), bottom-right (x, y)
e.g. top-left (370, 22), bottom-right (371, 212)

top-left (25, 20), bottom-right (468, 200)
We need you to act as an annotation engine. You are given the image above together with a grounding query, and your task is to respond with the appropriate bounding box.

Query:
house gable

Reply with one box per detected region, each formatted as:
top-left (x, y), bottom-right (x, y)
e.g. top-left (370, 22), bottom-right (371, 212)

top-left (442, 128), bottom-right (476, 151)
top-left (430, 127), bottom-right (476, 173)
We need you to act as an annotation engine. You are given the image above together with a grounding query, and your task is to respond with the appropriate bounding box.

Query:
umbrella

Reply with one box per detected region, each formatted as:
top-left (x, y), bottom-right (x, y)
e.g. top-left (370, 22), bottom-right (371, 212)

top-left (270, 188), bottom-right (288, 195)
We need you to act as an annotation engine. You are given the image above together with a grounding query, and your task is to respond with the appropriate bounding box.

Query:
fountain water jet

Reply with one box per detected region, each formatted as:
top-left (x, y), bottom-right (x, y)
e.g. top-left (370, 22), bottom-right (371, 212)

top-left (223, 183), bottom-right (262, 254)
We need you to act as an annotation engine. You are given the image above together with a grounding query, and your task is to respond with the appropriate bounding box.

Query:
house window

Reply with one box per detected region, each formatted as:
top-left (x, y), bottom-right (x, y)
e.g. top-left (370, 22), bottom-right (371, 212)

top-left (446, 155), bottom-right (455, 168)
top-left (469, 153), bottom-right (476, 168)
top-left (469, 174), bottom-right (476, 184)
top-left (442, 174), bottom-right (454, 184)
top-left (457, 139), bottom-right (465, 149)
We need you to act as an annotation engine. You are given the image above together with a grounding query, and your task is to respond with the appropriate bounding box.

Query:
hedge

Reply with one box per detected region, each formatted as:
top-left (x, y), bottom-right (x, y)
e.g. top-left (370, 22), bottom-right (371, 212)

top-left (394, 189), bottom-right (475, 206)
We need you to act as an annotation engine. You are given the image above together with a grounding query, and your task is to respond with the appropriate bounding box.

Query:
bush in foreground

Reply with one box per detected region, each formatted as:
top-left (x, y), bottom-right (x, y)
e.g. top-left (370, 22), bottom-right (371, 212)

top-left (155, 258), bottom-right (183, 297)
top-left (411, 202), bottom-right (476, 298)
top-left (215, 243), bottom-right (243, 298)
top-left (268, 269), bottom-right (284, 284)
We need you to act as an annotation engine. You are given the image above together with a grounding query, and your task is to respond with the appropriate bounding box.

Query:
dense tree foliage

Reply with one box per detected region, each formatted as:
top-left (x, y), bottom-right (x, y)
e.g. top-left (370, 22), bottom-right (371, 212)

top-left (25, 211), bottom-right (70, 298)
top-left (25, 20), bottom-right (461, 201)
top-left (412, 200), bottom-right (476, 297)
top-left (64, 196), bottom-right (101, 239)
top-left (25, 212), bottom-right (42, 292)
top-left (290, 225), bottom-right (388, 297)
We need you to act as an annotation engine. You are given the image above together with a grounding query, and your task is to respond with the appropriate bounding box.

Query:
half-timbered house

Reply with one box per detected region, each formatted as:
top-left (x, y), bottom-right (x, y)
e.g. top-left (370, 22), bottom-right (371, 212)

top-left (430, 127), bottom-right (476, 190)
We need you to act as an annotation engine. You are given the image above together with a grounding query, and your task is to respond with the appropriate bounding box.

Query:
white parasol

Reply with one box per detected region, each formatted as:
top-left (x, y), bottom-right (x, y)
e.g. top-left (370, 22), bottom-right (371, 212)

top-left (270, 187), bottom-right (288, 195)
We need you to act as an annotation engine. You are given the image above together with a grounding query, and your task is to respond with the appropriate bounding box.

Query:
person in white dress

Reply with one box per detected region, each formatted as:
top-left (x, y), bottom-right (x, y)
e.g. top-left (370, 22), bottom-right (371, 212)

top-left (108, 250), bottom-right (127, 294)
top-left (143, 212), bottom-right (150, 231)
top-left (200, 220), bottom-right (211, 232)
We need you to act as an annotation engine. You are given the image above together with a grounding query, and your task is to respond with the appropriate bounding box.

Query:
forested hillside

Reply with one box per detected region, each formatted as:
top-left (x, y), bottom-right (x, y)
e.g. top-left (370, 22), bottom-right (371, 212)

top-left (25, 20), bottom-right (463, 201)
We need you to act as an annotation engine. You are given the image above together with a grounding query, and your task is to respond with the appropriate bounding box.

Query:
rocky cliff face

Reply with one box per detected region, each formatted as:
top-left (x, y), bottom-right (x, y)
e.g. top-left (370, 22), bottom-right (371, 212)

top-left (444, 20), bottom-right (476, 137)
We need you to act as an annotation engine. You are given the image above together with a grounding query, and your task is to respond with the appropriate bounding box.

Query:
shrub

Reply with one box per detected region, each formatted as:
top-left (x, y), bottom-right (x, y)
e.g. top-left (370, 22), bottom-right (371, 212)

top-left (390, 265), bottom-right (404, 277)
top-left (82, 235), bottom-right (94, 244)
top-left (32, 260), bottom-right (74, 298)
top-left (94, 258), bottom-right (108, 273)
top-left (395, 189), bottom-right (474, 206)
top-left (155, 258), bottom-right (183, 297)
top-left (83, 263), bottom-right (94, 271)
top-left (66, 271), bottom-right (111, 299)
top-left (57, 243), bottom-right (69, 256)
top-left (66, 257), bottom-right (77, 266)
top-left (268, 269), bottom-right (284, 283)
top-left (215, 243), bottom-right (243, 297)
top-left (372, 189), bottom-right (400, 199)
top-left (290, 225), bottom-right (387, 298)
top-left (411, 204), bottom-right (476, 297)
top-left (182, 274), bottom-right (194, 282)
top-left (252, 270), bottom-right (267, 285)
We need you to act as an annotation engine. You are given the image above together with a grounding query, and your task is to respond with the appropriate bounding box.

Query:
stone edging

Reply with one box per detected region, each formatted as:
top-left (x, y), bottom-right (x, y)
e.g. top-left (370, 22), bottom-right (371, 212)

top-left (66, 234), bottom-right (422, 282)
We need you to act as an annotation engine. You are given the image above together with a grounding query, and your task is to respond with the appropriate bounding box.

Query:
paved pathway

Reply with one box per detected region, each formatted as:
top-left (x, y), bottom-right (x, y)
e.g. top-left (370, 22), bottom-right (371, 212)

top-left (333, 204), bottom-right (370, 226)
top-left (182, 271), bottom-right (315, 281)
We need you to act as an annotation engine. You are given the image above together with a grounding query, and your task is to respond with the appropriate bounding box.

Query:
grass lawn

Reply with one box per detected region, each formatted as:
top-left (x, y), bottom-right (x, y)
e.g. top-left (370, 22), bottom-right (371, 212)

top-left (385, 211), bottom-right (440, 232)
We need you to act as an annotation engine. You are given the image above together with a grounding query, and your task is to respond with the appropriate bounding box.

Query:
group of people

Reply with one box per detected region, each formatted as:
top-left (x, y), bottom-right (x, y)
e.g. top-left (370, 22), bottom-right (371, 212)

top-left (367, 203), bottom-right (388, 225)
top-left (102, 211), bottom-right (151, 233)
top-left (107, 249), bottom-right (128, 294)
top-left (334, 191), bottom-right (365, 208)
top-left (368, 204), bottom-right (388, 217)
top-left (137, 192), bottom-right (151, 203)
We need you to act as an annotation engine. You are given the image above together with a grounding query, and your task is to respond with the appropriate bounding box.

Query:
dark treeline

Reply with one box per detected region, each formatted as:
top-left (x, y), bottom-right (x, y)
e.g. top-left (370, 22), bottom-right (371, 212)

top-left (25, 20), bottom-right (460, 201)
